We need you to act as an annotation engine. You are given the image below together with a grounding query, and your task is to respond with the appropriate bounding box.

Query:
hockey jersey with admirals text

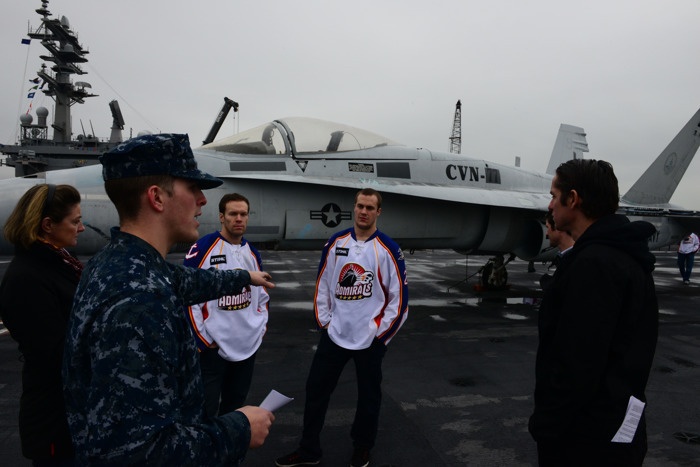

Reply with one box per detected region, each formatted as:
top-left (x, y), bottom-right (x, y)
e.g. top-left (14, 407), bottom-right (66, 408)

top-left (315, 228), bottom-right (408, 350)
top-left (184, 233), bottom-right (269, 362)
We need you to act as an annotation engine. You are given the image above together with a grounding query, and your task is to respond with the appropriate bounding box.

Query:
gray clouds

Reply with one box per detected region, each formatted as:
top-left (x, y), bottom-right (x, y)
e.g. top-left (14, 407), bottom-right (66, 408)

top-left (2, 0), bottom-right (699, 207)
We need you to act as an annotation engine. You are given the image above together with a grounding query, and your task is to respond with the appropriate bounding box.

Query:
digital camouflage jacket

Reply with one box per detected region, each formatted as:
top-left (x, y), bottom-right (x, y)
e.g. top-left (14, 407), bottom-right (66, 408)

top-left (64, 228), bottom-right (254, 466)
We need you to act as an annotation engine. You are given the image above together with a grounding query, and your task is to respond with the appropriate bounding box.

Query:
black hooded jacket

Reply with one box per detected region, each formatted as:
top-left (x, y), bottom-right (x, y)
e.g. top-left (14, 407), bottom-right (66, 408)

top-left (529, 214), bottom-right (659, 446)
top-left (0, 242), bottom-right (79, 460)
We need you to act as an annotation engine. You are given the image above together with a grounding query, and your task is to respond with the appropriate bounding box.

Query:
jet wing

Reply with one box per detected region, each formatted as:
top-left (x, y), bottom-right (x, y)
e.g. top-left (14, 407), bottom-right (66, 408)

top-left (218, 172), bottom-right (551, 212)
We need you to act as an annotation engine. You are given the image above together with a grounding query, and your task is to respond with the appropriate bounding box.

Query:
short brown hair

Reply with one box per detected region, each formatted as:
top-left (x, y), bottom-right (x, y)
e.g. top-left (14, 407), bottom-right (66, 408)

top-left (105, 175), bottom-right (174, 221)
top-left (355, 188), bottom-right (382, 208)
top-left (218, 193), bottom-right (250, 214)
top-left (544, 210), bottom-right (556, 230)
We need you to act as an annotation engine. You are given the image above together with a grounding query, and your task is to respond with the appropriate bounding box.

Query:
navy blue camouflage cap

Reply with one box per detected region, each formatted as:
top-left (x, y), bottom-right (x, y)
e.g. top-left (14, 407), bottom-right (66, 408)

top-left (99, 133), bottom-right (223, 189)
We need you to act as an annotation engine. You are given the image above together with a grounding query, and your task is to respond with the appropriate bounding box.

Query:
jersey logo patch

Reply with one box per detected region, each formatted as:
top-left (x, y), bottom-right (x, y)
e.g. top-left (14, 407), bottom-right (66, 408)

top-left (336, 247), bottom-right (349, 256)
top-left (335, 263), bottom-right (374, 300)
top-left (210, 255), bottom-right (227, 265)
top-left (218, 286), bottom-right (252, 310)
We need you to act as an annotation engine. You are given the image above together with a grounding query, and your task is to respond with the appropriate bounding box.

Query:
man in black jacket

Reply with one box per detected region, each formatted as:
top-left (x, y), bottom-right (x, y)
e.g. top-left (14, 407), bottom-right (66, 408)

top-left (529, 159), bottom-right (658, 466)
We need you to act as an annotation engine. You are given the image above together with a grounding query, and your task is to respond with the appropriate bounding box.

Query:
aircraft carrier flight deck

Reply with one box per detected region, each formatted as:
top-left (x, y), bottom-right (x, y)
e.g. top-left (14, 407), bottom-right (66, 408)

top-left (1, 250), bottom-right (698, 466)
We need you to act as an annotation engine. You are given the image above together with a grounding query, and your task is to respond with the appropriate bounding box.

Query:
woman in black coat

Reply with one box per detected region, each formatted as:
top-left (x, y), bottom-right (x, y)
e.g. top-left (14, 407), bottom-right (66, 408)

top-left (0, 184), bottom-right (84, 465)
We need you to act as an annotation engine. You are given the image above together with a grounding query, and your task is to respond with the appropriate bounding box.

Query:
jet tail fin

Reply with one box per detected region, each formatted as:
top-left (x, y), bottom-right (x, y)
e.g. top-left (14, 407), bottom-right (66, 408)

top-left (546, 124), bottom-right (589, 175)
top-left (622, 107), bottom-right (700, 205)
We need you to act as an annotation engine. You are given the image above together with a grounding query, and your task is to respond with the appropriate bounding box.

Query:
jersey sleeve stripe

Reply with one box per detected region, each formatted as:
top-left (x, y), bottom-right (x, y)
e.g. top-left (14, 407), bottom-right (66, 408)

top-left (375, 237), bottom-right (408, 342)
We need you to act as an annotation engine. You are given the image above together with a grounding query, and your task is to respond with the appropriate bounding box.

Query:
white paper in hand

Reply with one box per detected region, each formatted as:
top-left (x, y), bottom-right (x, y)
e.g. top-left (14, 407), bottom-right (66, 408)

top-left (260, 389), bottom-right (294, 412)
top-left (611, 396), bottom-right (645, 443)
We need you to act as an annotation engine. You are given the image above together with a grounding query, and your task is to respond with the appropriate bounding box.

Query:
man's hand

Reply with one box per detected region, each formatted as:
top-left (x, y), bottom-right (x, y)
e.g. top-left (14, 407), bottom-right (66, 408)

top-left (236, 406), bottom-right (275, 448)
top-left (249, 271), bottom-right (274, 289)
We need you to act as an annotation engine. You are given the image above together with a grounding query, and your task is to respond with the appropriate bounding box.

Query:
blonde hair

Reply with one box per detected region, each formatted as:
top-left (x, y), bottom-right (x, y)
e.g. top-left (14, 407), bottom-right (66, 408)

top-left (3, 184), bottom-right (81, 249)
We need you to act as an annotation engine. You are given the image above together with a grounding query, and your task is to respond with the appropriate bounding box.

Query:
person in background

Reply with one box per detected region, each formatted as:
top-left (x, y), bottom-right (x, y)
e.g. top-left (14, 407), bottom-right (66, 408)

top-left (540, 210), bottom-right (575, 289)
top-left (185, 192), bottom-right (270, 417)
top-left (0, 184), bottom-right (84, 466)
top-left (277, 188), bottom-right (409, 467)
top-left (530, 159), bottom-right (658, 466)
top-left (677, 232), bottom-right (699, 284)
top-left (545, 210), bottom-right (574, 255)
top-left (62, 134), bottom-right (275, 466)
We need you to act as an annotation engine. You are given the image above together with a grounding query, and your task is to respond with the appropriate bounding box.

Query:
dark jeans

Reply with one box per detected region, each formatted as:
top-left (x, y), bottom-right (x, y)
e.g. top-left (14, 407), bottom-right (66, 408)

top-left (299, 330), bottom-right (387, 457)
top-left (32, 460), bottom-right (75, 467)
top-left (199, 347), bottom-right (256, 417)
top-left (537, 436), bottom-right (647, 467)
top-left (677, 252), bottom-right (696, 281)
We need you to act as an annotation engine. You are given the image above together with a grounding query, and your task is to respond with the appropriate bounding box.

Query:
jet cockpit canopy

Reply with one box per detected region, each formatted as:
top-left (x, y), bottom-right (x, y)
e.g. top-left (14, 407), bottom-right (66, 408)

top-left (202, 117), bottom-right (402, 158)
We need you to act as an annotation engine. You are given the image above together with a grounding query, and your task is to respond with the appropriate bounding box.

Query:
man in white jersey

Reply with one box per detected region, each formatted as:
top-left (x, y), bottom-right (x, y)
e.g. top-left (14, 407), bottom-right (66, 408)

top-left (184, 193), bottom-right (270, 417)
top-left (276, 188), bottom-right (409, 467)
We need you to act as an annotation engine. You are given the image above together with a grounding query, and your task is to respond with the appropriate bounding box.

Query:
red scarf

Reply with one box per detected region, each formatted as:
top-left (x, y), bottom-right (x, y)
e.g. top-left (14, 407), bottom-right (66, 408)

top-left (37, 239), bottom-right (84, 280)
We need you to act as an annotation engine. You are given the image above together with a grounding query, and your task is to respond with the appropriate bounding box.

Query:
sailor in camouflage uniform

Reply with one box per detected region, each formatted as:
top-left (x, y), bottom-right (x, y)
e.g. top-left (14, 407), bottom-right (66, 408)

top-left (63, 134), bottom-right (275, 466)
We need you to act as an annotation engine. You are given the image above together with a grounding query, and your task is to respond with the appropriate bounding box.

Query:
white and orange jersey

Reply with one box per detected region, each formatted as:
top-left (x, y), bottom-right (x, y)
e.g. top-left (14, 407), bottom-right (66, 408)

top-left (184, 232), bottom-right (269, 361)
top-left (315, 228), bottom-right (408, 350)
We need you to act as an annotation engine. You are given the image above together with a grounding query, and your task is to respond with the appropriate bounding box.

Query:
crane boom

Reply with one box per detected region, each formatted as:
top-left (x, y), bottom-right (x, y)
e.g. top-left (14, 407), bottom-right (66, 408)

top-left (203, 97), bottom-right (239, 145)
top-left (449, 99), bottom-right (462, 154)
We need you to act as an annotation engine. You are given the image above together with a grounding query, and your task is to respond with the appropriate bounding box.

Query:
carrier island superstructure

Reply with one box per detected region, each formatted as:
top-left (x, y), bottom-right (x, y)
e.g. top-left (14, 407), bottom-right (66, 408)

top-left (1, 0), bottom-right (124, 177)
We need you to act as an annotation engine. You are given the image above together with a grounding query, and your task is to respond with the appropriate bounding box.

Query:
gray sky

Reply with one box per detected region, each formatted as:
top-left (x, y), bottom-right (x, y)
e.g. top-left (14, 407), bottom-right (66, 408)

top-left (2, 0), bottom-right (700, 208)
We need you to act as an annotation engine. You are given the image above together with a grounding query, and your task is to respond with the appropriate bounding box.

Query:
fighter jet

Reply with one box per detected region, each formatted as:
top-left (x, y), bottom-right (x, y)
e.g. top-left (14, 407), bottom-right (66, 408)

top-left (0, 107), bottom-right (698, 284)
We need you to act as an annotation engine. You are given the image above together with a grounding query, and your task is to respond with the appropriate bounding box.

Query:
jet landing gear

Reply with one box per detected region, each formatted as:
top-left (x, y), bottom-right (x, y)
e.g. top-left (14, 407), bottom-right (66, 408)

top-left (477, 253), bottom-right (516, 290)
top-left (447, 253), bottom-right (516, 292)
